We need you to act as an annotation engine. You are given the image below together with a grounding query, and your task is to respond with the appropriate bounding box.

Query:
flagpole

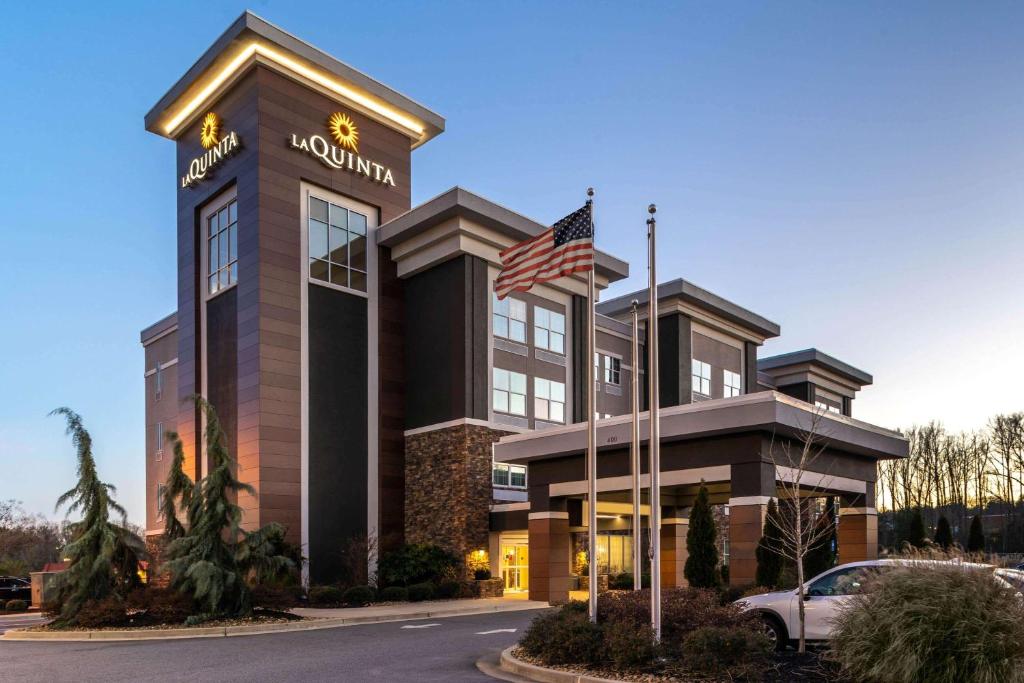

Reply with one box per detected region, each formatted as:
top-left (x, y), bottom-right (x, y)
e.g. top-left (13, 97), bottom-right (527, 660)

top-left (585, 188), bottom-right (599, 623)
top-left (630, 300), bottom-right (642, 591)
top-left (647, 203), bottom-right (662, 641)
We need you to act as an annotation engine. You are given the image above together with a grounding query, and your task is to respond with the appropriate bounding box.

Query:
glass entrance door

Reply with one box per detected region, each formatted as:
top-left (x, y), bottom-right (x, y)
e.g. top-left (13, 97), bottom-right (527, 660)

top-left (501, 543), bottom-right (529, 592)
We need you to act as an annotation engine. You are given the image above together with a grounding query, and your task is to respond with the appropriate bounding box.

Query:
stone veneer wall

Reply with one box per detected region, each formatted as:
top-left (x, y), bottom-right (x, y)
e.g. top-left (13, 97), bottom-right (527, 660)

top-left (405, 423), bottom-right (510, 565)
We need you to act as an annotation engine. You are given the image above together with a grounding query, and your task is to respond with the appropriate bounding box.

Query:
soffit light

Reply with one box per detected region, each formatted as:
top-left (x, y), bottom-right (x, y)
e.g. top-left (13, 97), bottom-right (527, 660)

top-left (163, 42), bottom-right (426, 142)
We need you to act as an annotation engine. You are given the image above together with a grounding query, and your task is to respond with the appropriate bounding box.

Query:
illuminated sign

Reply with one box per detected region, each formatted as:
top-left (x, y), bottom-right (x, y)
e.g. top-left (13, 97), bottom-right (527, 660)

top-left (181, 112), bottom-right (242, 189)
top-left (289, 111), bottom-right (397, 187)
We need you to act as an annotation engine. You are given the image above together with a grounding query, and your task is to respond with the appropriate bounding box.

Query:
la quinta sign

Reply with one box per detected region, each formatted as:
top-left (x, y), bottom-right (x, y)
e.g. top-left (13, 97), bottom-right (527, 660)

top-left (181, 112), bottom-right (242, 188)
top-left (288, 111), bottom-right (397, 187)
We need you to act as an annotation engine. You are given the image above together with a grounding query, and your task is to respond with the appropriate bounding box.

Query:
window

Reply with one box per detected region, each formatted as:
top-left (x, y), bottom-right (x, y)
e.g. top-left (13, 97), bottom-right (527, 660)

top-left (604, 356), bottom-right (621, 385)
top-left (493, 463), bottom-right (527, 488)
top-left (154, 363), bottom-right (163, 401)
top-left (308, 195), bottom-right (368, 292)
top-left (724, 370), bottom-right (741, 398)
top-left (815, 401), bottom-right (841, 415)
top-left (155, 422), bottom-right (164, 459)
top-left (534, 377), bottom-right (566, 423)
top-left (692, 359), bottom-right (711, 396)
top-left (534, 306), bottom-right (565, 353)
top-left (493, 294), bottom-right (526, 343)
top-left (808, 566), bottom-right (882, 597)
top-left (494, 368), bottom-right (527, 416)
top-left (156, 484), bottom-right (166, 520)
top-left (207, 198), bottom-right (238, 295)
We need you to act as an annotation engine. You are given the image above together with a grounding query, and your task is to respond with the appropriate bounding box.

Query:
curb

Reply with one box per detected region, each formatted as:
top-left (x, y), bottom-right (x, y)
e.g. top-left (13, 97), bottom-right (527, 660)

top-left (499, 647), bottom-right (623, 683)
top-left (1, 602), bottom-right (545, 643)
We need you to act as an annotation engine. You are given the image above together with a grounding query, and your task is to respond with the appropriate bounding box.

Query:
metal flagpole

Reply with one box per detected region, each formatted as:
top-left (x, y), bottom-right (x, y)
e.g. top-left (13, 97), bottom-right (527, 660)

top-left (586, 188), bottom-right (598, 623)
top-left (647, 203), bottom-right (662, 641)
top-left (630, 300), bottom-right (642, 591)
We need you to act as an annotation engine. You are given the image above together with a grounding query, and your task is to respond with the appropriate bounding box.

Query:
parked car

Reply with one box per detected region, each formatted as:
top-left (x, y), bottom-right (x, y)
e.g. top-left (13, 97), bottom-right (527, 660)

top-left (738, 559), bottom-right (1002, 648)
top-left (0, 576), bottom-right (31, 603)
top-left (1014, 562), bottom-right (1024, 571)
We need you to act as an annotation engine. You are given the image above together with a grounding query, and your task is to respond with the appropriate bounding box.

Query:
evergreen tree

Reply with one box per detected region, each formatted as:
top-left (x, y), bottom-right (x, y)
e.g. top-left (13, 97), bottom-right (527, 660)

top-left (684, 482), bottom-right (720, 589)
top-left (803, 499), bottom-right (837, 578)
top-left (164, 397), bottom-right (293, 619)
top-left (159, 432), bottom-right (194, 542)
top-left (50, 408), bottom-right (145, 624)
top-left (934, 515), bottom-right (954, 550)
top-left (908, 509), bottom-right (927, 548)
top-left (967, 515), bottom-right (985, 553)
top-left (755, 499), bottom-right (783, 588)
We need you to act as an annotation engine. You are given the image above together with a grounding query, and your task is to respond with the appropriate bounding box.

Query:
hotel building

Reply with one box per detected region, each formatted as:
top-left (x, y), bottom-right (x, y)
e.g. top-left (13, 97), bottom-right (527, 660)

top-left (141, 12), bottom-right (906, 599)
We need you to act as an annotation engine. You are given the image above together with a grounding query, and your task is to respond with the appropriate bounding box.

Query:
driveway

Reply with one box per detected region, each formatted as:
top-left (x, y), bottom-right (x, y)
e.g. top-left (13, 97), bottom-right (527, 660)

top-left (0, 608), bottom-right (546, 682)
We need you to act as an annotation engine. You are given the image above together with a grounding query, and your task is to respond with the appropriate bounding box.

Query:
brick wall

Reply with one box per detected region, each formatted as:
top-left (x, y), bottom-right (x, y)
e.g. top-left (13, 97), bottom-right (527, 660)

top-left (404, 423), bottom-right (510, 565)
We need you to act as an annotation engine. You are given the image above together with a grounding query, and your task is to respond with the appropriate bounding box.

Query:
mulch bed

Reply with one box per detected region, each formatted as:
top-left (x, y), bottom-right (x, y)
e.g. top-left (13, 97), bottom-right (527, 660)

top-left (32, 608), bottom-right (303, 632)
top-left (512, 647), bottom-right (847, 683)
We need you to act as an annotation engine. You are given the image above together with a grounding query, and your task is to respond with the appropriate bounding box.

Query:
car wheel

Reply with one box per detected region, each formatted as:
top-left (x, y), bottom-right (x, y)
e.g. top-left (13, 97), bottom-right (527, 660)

top-left (759, 614), bottom-right (787, 651)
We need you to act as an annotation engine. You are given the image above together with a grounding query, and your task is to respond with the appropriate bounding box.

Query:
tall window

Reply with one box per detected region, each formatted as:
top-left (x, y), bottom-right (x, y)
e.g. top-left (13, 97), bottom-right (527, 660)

top-left (493, 463), bottom-right (527, 488)
top-left (604, 356), bottom-right (621, 385)
top-left (308, 195), bottom-right (368, 292)
top-left (207, 199), bottom-right (238, 295)
top-left (155, 422), bottom-right (164, 459)
top-left (494, 368), bottom-right (527, 416)
top-left (154, 363), bottom-right (163, 401)
top-left (534, 377), bottom-right (566, 423)
top-left (156, 484), bottom-right (166, 519)
top-left (724, 370), bottom-right (741, 398)
top-left (493, 294), bottom-right (526, 343)
top-left (534, 307), bottom-right (565, 354)
top-left (692, 359), bottom-right (711, 396)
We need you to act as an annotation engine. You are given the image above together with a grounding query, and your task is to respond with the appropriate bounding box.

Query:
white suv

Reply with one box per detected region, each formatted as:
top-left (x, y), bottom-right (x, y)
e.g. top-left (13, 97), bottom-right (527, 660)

top-left (738, 559), bottom-right (1012, 648)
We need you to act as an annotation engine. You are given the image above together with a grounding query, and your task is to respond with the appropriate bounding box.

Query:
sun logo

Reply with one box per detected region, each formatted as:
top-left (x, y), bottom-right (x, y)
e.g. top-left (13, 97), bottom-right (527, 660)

top-left (328, 112), bottom-right (359, 152)
top-left (200, 112), bottom-right (221, 149)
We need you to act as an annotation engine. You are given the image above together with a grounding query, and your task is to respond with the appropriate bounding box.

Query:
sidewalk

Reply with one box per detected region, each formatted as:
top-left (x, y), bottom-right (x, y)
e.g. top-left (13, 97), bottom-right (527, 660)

top-left (2, 597), bottom-right (549, 642)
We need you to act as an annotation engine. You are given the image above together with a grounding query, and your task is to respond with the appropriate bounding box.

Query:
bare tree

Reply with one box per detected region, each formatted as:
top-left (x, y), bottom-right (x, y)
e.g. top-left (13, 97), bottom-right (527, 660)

top-left (768, 409), bottom-right (838, 653)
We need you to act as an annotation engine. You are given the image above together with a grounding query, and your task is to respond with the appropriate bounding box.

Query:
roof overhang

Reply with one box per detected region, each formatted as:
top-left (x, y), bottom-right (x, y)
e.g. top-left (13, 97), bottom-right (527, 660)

top-left (493, 391), bottom-right (906, 465)
top-left (377, 186), bottom-right (629, 288)
top-left (144, 11), bottom-right (444, 148)
top-left (759, 348), bottom-right (873, 389)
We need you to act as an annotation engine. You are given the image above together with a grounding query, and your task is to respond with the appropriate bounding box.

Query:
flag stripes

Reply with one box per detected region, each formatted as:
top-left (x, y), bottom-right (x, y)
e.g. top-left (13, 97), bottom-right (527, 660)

top-left (495, 203), bottom-right (594, 299)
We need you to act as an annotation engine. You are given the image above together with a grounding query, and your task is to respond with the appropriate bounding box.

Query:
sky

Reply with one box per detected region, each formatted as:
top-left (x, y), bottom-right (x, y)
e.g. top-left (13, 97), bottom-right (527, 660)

top-left (0, 1), bottom-right (1021, 525)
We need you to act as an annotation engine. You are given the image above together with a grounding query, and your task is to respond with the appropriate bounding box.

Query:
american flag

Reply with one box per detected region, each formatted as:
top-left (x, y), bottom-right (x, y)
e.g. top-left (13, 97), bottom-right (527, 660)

top-left (495, 203), bottom-right (594, 300)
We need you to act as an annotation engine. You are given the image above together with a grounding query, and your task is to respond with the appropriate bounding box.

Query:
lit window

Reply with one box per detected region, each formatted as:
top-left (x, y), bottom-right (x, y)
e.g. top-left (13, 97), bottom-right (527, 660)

top-left (308, 196), bottom-right (368, 292)
top-left (604, 357), bottom-right (621, 385)
top-left (155, 422), bottom-right (164, 458)
top-left (815, 400), bottom-right (841, 414)
top-left (154, 363), bottom-right (163, 401)
top-left (207, 198), bottom-right (238, 295)
top-left (692, 359), bottom-right (711, 396)
top-left (534, 306), bottom-right (565, 354)
top-left (493, 463), bottom-right (527, 488)
top-left (494, 368), bottom-right (527, 416)
top-left (534, 377), bottom-right (566, 423)
top-left (724, 370), bottom-right (741, 398)
top-left (493, 294), bottom-right (527, 343)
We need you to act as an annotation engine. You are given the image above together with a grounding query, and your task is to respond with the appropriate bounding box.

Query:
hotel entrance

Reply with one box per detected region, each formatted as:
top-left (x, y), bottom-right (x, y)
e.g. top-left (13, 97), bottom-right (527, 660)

top-left (499, 534), bottom-right (529, 593)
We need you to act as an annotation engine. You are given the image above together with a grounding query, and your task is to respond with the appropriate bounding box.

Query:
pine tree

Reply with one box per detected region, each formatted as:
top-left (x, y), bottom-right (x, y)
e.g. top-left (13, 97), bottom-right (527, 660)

top-left (684, 482), bottom-right (720, 589)
top-left (967, 515), bottom-right (985, 553)
top-left (934, 515), bottom-right (953, 550)
top-left (50, 408), bottom-right (145, 624)
top-left (755, 499), bottom-right (783, 588)
top-left (163, 396), bottom-right (293, 619)
top-left (159, 432), bottom-right (194, 542)
top-left (908, 509), bottom-right (926, 548)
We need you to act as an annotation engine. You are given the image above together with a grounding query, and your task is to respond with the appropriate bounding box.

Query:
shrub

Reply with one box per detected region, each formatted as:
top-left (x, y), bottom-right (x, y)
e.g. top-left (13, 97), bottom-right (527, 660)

top-left (681, 625), bottom-right (771, 678)
top-left (5, 599), bottom-right (28, 612)
top-left (603, 620), bottom-right (657, 669)
top-left (435, 580), bottom-right (461, 599)
top-left (684, 483), bottom-right (720, 589)
top-left (520, 601), bottom-right (603, 665)
top-left (377, 544), bottom-right (459, 587)
top-left (342, 585), bottom-right (375, 607)
top-left (127, 588), bottom-right (192, 624)
top-left (251, 584), bottom-right (302, 611)
top-left (967, 515), bottom-right (985, 553)
top-left (407, 582), bottom-right (435, 602)
top-left (473, 568), bottom-right (491, 581)
top-left (608, 573), bottom-right (633, 590)
top-left (377, 586), bottom-right (408, 602)
top-left (73, 596), bottom-right (128, 628)
top-left (308, 585), bottom-right (344, 606)
top-left (831, 563), bottom-right (1024, 683)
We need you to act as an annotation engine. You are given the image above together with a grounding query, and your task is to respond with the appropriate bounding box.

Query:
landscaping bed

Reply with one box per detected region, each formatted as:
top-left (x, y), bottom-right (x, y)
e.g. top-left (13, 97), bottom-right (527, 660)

top-left (30, 608), bottom-right (301, 632)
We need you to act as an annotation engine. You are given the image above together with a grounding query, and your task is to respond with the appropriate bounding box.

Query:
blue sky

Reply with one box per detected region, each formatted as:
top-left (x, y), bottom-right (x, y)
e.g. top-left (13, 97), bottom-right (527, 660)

top-left (1, 2), bottom-right (1021, 524)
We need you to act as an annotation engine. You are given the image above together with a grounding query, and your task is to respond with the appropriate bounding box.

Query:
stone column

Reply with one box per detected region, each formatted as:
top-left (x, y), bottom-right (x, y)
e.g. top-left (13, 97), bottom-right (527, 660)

top-left (838, 488), bottom-right (878, 563)
top-left (528, 510), bottom-right (572, 604)
top-left (729, 461), bottom-right (775, 588)
top-left (661, 508), bottom-right (689, 588)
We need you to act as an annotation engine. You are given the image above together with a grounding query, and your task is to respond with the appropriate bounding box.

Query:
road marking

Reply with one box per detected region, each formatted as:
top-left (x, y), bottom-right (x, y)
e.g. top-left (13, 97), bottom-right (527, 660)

top-left (475, 628), bottom-right (517, 635)
top-left (400, 623), bottom-right (441, 629)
